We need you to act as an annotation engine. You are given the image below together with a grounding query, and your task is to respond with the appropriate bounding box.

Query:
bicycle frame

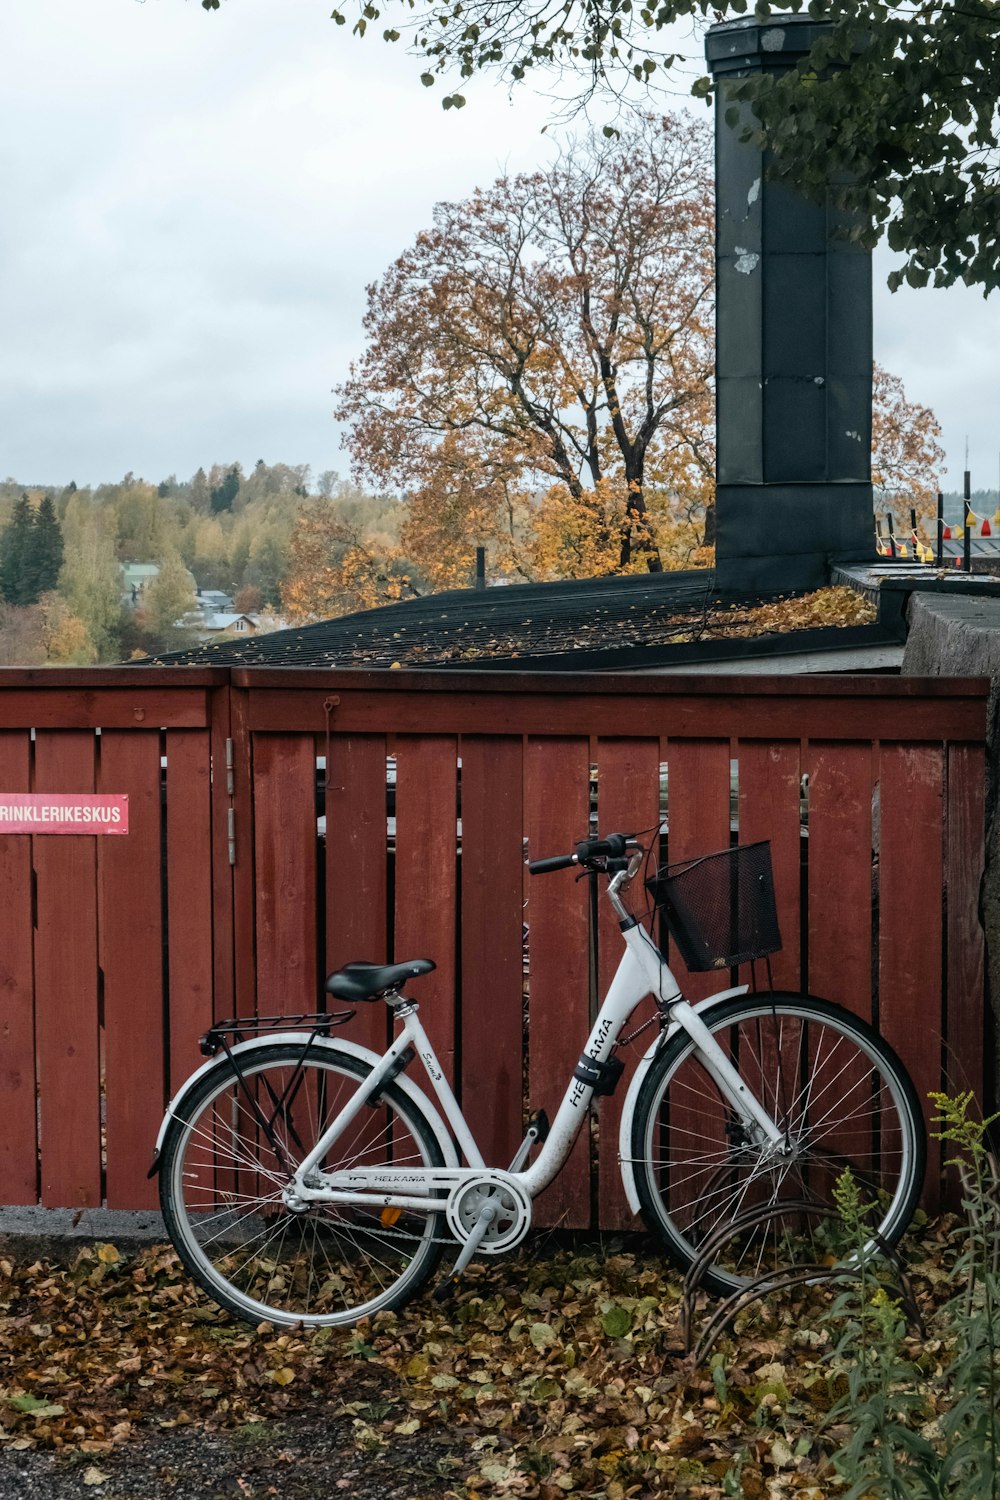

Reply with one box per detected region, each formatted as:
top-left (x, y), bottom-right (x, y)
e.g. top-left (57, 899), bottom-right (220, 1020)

top-left (287, 874), bottom-right (789, 1216)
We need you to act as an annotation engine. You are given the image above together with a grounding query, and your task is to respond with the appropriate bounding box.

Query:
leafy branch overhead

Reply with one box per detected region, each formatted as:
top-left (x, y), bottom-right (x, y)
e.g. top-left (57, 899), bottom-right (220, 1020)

top-left (199, 0), bottom-right (1000, 291)
top-left (717, 0), bottom-right (1000, 292)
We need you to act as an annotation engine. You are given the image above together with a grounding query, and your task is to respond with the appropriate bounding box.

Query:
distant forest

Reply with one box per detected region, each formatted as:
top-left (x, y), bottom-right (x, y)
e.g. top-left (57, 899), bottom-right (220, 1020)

top-left (1, 458), bottom-right (986, 668)
top-left (0, 462), bottom-right (404, 666)
top-left (0, 451), bottom-right (720, 668)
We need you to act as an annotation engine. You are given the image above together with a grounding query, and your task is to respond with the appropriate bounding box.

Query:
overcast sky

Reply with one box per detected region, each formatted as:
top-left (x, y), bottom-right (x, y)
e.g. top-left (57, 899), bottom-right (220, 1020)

top-left (2, 0), bottom-right (997, 496)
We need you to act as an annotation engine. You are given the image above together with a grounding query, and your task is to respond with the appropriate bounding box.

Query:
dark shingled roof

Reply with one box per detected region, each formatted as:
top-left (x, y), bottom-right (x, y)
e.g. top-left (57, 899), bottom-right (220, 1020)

top-left (137, 568), bottom-right (900, 673)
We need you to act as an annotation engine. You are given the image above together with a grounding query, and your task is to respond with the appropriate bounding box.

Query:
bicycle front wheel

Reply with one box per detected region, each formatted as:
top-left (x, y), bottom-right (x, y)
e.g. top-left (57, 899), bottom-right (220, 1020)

top-left (159, 1042), bottom-right (446, 1328)
top-left (631, 993), bottom-right (926, 1295)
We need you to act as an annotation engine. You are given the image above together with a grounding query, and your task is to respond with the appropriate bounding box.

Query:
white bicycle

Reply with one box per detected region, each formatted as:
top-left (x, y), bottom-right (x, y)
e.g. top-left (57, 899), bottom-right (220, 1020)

top-left (152, 833), bottom-right (926, 1328)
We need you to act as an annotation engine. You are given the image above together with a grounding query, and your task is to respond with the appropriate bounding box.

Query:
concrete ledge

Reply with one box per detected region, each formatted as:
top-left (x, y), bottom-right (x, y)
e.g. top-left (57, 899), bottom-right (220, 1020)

top-left (904, 593), bottom-right (1000, 683)
top-left (0, 1206), bottom-right (167, 1261)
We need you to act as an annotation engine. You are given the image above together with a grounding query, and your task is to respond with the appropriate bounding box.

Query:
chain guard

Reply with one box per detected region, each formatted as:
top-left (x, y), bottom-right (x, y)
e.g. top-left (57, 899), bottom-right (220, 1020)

top-left (445, 1172), bottom-right (532, 1254)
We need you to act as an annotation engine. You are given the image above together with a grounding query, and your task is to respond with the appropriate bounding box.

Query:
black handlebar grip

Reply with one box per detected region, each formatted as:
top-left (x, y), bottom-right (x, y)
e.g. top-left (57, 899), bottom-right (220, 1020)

top-left (578, 833), bottom-right (628, 860)
top-left (527, 853), bottom-right (578, 874)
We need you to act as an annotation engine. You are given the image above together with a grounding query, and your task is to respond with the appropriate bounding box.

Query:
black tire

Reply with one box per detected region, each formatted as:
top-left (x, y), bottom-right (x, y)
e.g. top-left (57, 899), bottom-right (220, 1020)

top-left (631, 993), bottom-right (926, 1295)
top-left (159, 1042), bottom-right (446, 1327)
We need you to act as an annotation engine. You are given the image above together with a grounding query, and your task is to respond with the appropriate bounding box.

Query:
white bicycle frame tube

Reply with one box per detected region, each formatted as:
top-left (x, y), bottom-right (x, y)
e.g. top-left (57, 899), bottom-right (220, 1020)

top-left (292, 1015), bottom-right (484, 1195)
top-left (289, 902), bottom-right (786, 1210)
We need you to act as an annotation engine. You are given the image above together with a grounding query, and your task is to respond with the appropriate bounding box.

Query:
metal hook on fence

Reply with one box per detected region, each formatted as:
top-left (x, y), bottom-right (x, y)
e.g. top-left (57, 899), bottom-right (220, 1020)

top-left (321, 695), bottom-right (343, 792)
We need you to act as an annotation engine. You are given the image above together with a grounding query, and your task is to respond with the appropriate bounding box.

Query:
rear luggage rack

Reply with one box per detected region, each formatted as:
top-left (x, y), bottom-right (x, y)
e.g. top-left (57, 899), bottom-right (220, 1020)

top-left (199, 1010), bottom-right (356, 1057)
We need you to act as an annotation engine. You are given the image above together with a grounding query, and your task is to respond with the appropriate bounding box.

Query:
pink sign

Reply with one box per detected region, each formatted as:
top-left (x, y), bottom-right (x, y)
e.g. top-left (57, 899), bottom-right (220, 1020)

top-left (0, 794), bottom-right (129, 835)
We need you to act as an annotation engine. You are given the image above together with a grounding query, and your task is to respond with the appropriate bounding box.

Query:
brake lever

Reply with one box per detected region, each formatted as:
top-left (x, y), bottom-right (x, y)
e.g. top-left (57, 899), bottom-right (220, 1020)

top-left (574, 854), bottom-right (631, 882)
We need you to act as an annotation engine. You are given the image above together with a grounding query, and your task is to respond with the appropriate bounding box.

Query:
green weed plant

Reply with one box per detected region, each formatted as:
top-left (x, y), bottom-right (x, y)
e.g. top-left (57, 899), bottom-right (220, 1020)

top-left (826, 1091), bottom-right (1000, 1500)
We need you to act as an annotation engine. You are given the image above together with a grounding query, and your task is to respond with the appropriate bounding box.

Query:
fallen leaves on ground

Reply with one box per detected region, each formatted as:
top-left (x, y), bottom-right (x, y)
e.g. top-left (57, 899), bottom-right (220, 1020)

top-left (0, 1224), bottom-right (953, 1497)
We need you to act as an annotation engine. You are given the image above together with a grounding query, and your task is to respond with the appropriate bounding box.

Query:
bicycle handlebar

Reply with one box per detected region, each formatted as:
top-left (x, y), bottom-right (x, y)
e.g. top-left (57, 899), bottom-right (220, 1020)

top-left (527, 852), bottom-right (579, 874)
top-left (527, 832), bottom-right (633, 875)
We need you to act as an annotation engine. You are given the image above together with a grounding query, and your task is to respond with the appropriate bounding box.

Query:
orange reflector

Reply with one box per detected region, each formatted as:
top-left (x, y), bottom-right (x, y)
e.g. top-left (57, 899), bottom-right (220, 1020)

top-left (380, 1206), bottom-right (402, 1227)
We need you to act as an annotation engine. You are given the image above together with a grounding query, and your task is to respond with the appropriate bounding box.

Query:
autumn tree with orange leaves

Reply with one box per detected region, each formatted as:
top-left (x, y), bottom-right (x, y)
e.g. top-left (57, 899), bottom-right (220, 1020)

top-left (335, 112), bottom-right (716, 584)
top-left (281, 504), bottom-right (414, 621)
top-left (871, 363), bottom-right (945, 545)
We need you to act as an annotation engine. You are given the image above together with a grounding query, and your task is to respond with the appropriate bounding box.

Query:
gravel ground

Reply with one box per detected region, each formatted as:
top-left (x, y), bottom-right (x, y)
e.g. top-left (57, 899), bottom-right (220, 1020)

top-left (0, 1408), bottom-right (468, 1500)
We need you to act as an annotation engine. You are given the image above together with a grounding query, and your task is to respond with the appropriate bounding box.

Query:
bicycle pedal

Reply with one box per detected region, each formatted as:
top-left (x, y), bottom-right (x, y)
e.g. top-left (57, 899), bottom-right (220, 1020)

top-left (433, 1275), bottom-right (462, 1304)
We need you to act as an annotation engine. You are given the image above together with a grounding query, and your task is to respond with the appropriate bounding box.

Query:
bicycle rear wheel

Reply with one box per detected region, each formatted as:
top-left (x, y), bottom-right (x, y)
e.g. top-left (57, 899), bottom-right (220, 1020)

top-left (631, 993), bottom-right (925, 1295)
top-left (159, 1042), bottom-right (445, 1327)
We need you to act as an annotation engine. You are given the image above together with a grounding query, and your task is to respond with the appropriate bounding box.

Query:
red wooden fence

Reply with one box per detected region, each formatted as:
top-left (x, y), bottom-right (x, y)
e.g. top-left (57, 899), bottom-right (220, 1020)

top-left (0, 670), bottom-right (232, 1211)
top-left (0, 667), bottom-right (988, 1225)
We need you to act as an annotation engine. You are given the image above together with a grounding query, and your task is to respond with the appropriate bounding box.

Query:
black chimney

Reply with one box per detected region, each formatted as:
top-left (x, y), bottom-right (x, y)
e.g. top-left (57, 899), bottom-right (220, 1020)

top-left (707, 17), bottom-right (875, 591)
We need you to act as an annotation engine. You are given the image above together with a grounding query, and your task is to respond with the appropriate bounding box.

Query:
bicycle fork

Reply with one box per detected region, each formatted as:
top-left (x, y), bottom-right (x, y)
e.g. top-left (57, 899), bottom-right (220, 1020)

top-left (667, 997), bottom-right (789, 1155)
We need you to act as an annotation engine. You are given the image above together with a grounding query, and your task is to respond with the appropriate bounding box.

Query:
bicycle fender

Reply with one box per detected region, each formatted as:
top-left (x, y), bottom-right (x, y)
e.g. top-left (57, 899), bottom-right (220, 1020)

top-left (617, 985), bottom-right (748, 1216)
top-left (150, 1033), bottom-right (459, 1173)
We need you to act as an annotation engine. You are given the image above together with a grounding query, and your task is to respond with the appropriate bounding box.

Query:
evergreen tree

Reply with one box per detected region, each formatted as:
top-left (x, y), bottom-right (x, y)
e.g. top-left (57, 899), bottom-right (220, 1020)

top-left (33, 495), bottom-right (64, 596)
top-left (0, 494), bottom-right (38, 605)
top-left (210, 467), bottom-right (240, 513)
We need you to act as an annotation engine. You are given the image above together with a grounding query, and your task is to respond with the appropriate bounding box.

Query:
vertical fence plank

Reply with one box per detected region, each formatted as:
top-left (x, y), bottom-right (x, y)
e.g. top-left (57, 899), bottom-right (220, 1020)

top-left (658, 738), bottom-right (732, 1222)
top-left (594, 738), bottom-right (660, 1229)
top-left (737, 740), bottom-right (803, 991)
top-left (0, 733), bottom-right (36, 1202)
top-left (807, 742), bottom-right (874, 1022)
top-left (165, 730), bottom-right (216, 1093)
top-left (252, 734), bottom-right (319, 1016)
top-left (879, 743), bottom-right (945, 1202)
top-left (33, 731), bottom-right (101, 1207)
top-left (460, 737), bottom-right (524, 1171)
top-left (229, 686), bottom-right (256, 1019)
top-left (207, 683), bottom-right (235, 1028)
top-left (394, 737), bottom-right (459, 1083)
top-left (100, 731), bottom-right (164, 1208)
top-left (524, 737), bottom-right (592, 1228)
top-left (325, 733), bottom-right (390, 1054)
top-left (664, 739), bottom-right (732, 1000)
top-left (945, 743), bottom-right (986, 1102)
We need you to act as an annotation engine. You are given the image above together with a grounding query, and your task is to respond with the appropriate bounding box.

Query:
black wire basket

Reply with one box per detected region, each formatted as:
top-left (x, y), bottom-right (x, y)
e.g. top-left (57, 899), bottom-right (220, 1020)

top-left (645, 841), bottom-right (782, 972)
